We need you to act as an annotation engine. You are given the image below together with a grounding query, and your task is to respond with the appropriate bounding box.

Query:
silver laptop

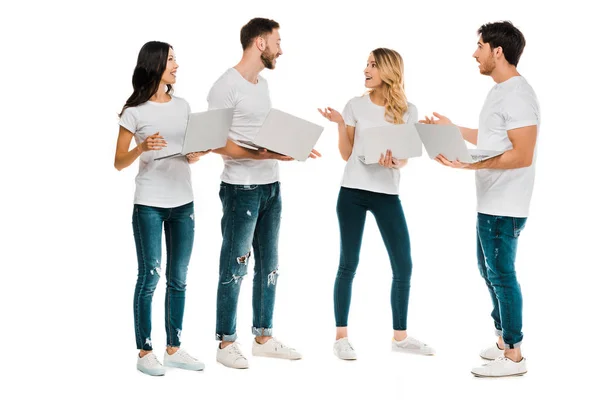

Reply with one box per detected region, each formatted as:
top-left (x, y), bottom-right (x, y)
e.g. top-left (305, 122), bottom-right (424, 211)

top-left (358, 124), bottom-right (422, 164)
top-left (415, 124), bottom-right (504, 164)
top-left (154, 108), bottom-right (234, 160)
top-left (234, 108), bottom-right (324, 161)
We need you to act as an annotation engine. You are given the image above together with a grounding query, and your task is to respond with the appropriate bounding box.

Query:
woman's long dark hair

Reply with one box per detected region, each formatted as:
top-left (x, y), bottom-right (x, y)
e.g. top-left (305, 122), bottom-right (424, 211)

top-left (119, 41), bottom-right (173, 117)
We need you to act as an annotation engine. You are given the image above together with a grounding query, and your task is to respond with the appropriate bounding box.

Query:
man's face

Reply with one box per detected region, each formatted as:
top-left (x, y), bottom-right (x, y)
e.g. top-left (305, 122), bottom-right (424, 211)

top-left (260, 29), bottom-right (282, 70)
top-left (473, 37), bottom-right (496, 76)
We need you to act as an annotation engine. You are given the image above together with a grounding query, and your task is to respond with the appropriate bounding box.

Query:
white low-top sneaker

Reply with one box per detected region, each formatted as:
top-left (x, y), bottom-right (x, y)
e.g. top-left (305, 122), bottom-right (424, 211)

top-left (137, 352), bottom-right (166, 376)
top-left (333, 337), bottom-right (357, 360)
top-left (163, 348), bottom-right (205, 371)
top-left (217, 342), bottom-right (249, 369)
top-left (391, 336), bottom-right (435, 355)
top-left (252, 338), bottom-right (302, 360)
top-left (471, 356), bottom-right (527, 378)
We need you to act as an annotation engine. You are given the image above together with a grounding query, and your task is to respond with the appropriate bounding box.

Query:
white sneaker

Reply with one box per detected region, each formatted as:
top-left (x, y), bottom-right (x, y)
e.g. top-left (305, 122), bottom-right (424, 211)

top-left (471, 356), bottom-right (527, 377)
top-left (137, 352), bottom-right (166, 376)
top-left (252, 337), bottom-right (302, 360)
top-left (479, 343), bottom-right (505, 360)
top-left (333, 337), bottom-right (357, 360)
top-left (163, 348), bottom-right (205, 371)
top-left (391, 336), bottom-right (436, 355)
top-left (217, 342), bottom-right (249, 369)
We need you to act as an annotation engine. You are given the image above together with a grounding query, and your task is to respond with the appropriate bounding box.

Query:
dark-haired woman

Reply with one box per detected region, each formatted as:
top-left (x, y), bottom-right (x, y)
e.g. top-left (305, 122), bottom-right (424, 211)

top-left (114, 41), bottom-right (208, 376)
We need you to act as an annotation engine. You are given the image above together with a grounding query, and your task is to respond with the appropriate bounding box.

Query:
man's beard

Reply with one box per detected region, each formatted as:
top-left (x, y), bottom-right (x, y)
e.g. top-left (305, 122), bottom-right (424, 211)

top-left (261, 47), bottom-right (277, 69)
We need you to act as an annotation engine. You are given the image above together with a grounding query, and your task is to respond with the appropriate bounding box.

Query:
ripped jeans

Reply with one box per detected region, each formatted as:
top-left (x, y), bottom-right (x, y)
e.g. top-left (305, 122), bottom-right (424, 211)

top-left (476, 213), bottom-right (527, 348)
top-left (132, 202), bottom-right (194, 351)
top-left (216, 182), bottom-right (281, 341)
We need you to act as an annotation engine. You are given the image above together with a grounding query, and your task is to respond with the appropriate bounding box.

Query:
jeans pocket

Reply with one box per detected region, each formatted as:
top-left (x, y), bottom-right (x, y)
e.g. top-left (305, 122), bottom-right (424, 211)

top-left (512, 217), bottom-right (527, 237)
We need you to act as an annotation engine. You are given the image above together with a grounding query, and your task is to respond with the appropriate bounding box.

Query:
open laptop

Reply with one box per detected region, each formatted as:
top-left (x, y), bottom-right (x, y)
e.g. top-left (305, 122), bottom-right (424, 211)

top-left (154, 108), bottom-right (234, 160)
top-left (358, 124), bottom-right (422, 164)
top-left (415, 124), bottom-right (504, 164)
top-left (233, 108), bottom-right (324, 161)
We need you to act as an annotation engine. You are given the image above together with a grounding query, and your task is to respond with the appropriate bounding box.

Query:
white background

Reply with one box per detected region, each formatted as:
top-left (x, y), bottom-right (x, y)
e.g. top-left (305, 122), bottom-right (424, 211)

top-left (2, 0), bottom-right (598, 398)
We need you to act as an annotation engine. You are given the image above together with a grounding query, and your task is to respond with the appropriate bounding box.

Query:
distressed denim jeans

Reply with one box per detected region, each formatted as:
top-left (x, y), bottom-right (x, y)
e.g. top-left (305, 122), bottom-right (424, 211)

top-left (476, 213), bottom-right (527, 348)
top-left (215, 182), bottom-right (281, 341)
top-left (132, 202), bottom-right (194, 350)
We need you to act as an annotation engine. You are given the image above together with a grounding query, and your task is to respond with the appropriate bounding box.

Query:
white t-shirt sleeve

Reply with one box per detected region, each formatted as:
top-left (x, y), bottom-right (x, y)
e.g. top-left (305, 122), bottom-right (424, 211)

top-left (342, 99), bottom-right (357, 127)
top-left (405, 103), bottom-right (418, 124)
top-left (119, 107), bottom-right (137, 134)
top-left (207, 79), bottom-right (236, 110)
top-left (502, 92), bottom-right (539, 131)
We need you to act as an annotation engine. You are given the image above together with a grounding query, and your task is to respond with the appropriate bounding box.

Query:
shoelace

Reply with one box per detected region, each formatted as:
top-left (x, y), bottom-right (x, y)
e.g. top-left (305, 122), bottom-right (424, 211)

top-left (144, 353), bottom-right (161, 366)
top-left (230, 344), bottom-right (246, 359)
top-left (178, 350), bottom-right (197, 362)
top-left (271, 338), bottom-right (295, 351)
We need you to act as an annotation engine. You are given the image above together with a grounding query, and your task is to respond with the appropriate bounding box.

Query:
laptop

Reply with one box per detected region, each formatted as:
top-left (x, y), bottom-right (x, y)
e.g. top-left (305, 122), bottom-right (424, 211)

top-left (358, 124), bottom-right (422, 164)
top-left (233, 108), bottom-right (324, 161)
top-left (414, 124), bottom-right (504, 164)
top-left (154, 108), bottom-right (234, 160)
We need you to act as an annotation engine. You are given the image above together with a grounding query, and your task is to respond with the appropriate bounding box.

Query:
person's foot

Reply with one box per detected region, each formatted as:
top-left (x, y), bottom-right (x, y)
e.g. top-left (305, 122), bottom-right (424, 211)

top-left (252, 337), bottom-right (302, 360)
top-left (333, 337), bottom-right (357, 360)
top-left (216, 342), bottom-right (249, 369)
top-left (479, 343), bottom-right (505, 360)
top-left (391, 336), bottom-right (435, 355)
top-left (163, 348), bottom-right (205, 371)
top-left (471, 356), bottom-right (527, 377)
top-left (137, 352), bottom-right (166, 376)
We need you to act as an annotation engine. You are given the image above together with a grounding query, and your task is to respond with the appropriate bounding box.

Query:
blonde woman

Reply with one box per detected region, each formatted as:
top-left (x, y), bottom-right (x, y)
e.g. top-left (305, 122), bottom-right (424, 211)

top-left (319, 48), bottom-right (434, 360)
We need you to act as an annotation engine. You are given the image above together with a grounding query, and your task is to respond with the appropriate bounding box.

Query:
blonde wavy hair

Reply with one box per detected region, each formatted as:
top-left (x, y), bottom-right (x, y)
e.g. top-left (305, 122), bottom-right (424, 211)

top-left (368, 48), bottom-right (408, 124)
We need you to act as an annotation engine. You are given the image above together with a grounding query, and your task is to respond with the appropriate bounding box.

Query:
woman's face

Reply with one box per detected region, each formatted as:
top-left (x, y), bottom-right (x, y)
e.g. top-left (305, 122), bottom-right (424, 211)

top-left (161, 48), bottom-right (178, 85)
top-left (364, 53), bottom-right (382, 89)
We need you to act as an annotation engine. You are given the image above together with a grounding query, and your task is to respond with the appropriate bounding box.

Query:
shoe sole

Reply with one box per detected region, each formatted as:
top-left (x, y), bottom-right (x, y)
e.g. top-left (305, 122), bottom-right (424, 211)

top-left (252, 353), bottom-right (302, 360)
top-left (334, 354), bottom-right (357, 361)
top-left (471, 371), bottom-right (527, 378)
top-left (216, 359), bottom-right (249, 369)
top-left (137, 366), bottom-right (165, 376)
top-left (164, 361), bottom-right (205, 371)
top-left (392, 347), bottom-right (435, 356)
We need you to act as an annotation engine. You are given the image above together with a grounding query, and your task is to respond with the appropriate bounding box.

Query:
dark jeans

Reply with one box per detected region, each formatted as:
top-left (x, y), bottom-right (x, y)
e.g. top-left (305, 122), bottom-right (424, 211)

top-left (334, 187), bottom-right (413, 331)
top-left (476, 213), bottom-right (527, 348)
top-left (216, 182), bottom-right (281, 341)
top-left (132, 202), bottom-right (194, 350)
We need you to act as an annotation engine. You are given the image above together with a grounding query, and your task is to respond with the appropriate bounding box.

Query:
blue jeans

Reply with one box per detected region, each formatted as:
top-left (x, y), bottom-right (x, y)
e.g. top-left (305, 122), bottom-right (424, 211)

top-left (132, 202), bottom-right (194, 350)
top-left (334, 187), bottom-right (413, 331)
top-left (216, 182), bottom-right (281, 341)
top-left (476, 213), bottom-right (527, 348)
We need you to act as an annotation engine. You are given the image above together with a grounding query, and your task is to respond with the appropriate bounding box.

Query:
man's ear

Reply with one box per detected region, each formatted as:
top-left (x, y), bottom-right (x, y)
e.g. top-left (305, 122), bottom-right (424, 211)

top-left (494, 46), bottom-right (504, 59)
top-left (257, 37), bottom-right (265, 51)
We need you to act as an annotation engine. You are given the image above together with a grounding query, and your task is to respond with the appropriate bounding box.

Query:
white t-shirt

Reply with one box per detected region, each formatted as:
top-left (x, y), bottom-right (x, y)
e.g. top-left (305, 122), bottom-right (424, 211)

top-left (207, 68), bottom-right (278, 185)
top-left (119, 96), bottom-right (193, 208)
top-left (341, 95), bottom-right (418, 195)
top-left (476, 76), bottom-right (540, 217)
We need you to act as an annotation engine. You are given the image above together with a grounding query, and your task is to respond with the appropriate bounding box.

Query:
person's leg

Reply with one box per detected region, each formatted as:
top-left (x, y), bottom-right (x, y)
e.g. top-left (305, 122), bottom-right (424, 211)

top-left (216, 183), bottom-right (260, 346)
top-left (251, 183), bottom-right (281, 341)
top-left (477, 214), bottom-right (504, 349)
top-left (371, 194), bottom-right (412, 341)
top-left (334, 188), bottom-right (368, 340)
top-left (477, 213), bottom-right (527, 362)
top-left (132, 205), bottom-right (165, 355)
top-left (163, 201), bottom-right (195, 353)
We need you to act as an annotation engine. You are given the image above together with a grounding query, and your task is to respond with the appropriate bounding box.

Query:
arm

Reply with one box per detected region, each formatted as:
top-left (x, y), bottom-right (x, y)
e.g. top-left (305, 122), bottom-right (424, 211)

top-left (468, 125), bottom-right (537, 170)
top-left (420, 112), bottom-right (478, 145)
top-left (114, 127), bottom-right (166, 171)
top-left (212, 139), bottom-right (292, 161)
top-left (338, 123), bottom-right (355, 161)
top-left (458, 127), bottom-right (478, 145)
top-left (318, 107), bottom-right (354, 161)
